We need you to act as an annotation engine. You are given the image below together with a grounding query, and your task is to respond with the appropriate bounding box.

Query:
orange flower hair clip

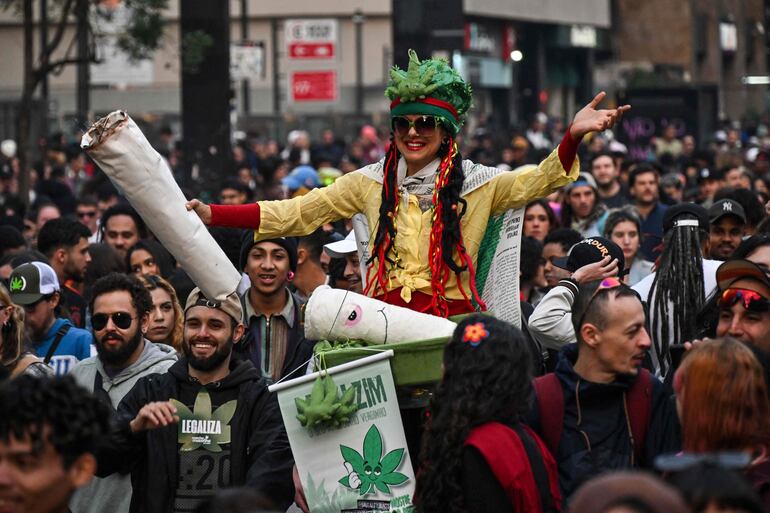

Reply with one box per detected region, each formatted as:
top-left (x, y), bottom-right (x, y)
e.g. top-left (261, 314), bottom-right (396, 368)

top-left (463, 322), bottom-right (489, 347)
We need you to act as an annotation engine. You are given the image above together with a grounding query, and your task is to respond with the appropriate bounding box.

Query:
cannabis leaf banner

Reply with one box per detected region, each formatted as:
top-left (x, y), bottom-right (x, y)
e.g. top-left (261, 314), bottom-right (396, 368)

top-left (269, 351), bottom-right (415, 513)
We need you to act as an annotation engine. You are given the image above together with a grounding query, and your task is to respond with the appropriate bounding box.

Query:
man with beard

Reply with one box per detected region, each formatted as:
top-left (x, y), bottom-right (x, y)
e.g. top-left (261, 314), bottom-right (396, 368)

top-left (8, 262), bottom-right (93, 375)
top-left (94, 288), bottom-right (295, 513)
top-left (238, 233), bottom-right (314, 381)
top-left (591, 152), bottom-right (628, 209)
top-left (713, 259), bottom-right (770, 354)
top-left (69, 273), bottom-right (177, 513)
top-left (37, 217), bottom-right (93, 328)
top-left (629, 163), bottom-right (668, 262)
top-left (707, 198), bottom-right (746, 260)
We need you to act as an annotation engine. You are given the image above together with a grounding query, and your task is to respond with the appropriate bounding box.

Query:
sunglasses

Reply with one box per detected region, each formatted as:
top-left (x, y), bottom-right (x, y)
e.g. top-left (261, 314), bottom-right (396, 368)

top-left (391, 116), bottom-right (440, 137)
top-left (77, 211), bottom-right (97, 218)
top-left (718, 288), bottom-right (770, 312)
top-left (92, 311), bottom-right (135, 331)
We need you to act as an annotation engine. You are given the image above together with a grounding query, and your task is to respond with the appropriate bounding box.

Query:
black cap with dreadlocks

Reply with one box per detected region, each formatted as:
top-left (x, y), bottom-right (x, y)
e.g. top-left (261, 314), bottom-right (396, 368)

top-left (0, 375), bottom-right (111, 468)
top-left (647, 204), bottom-right (708, 376)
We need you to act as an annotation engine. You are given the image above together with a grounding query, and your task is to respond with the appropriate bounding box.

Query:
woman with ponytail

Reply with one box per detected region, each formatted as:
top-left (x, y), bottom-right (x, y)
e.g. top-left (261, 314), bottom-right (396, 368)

top-left (188, 50), bottom-right (628, 318)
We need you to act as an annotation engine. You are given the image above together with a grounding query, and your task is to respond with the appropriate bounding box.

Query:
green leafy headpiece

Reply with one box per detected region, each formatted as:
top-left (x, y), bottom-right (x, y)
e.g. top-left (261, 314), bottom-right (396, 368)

top-left (385, 49), bottom-right (472, 135)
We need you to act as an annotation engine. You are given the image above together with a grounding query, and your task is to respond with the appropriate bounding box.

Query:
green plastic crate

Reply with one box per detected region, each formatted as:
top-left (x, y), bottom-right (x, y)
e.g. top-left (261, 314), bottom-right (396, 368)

top-left (318, 336), bottom-right (450, 386)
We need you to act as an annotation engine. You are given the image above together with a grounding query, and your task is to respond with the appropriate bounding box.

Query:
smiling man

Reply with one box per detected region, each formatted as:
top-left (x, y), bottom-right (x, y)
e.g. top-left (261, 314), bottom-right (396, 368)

top-left (528, 280), bottom-right (680, 499)
top-left (237, 233), bottom-right (314, 381)
top-left (708, 198), bottom-right (746, 260)
top-left (0, 375), bottom-right (110, 513)
top-left (94, 288), bottom-right (294, 513)
top-left (69, 273), bottom-right (177, 513)
top-left (714, 259), bottom-right (770, 354)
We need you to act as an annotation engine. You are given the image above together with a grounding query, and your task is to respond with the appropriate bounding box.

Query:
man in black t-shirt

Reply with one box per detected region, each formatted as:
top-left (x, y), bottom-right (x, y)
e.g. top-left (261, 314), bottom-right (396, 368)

top-left (37, 217), bottom-right (92, 328)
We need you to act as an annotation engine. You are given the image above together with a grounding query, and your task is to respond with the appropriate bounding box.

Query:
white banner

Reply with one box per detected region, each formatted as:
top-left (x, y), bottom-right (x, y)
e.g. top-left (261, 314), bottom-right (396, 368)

top-left (269, 352), bottom-right (415, 513)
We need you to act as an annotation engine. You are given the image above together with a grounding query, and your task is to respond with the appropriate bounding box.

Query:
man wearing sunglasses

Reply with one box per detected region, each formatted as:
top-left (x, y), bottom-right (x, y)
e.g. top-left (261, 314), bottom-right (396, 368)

top-left (8, 262), bottom-right (93, 376)
top-left (94, 288), bottom-right (293, 513)
top-left (69, 273), bottom-right (177, 513)
top-left (714, 259), bottom-right (770, 353)
top-left (528, 279), bottom-right (680, 499)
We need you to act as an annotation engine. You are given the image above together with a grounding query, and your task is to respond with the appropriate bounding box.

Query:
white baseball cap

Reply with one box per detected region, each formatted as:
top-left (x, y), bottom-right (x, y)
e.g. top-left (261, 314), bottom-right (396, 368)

top-left (324, 231), bottom-right (357, 258)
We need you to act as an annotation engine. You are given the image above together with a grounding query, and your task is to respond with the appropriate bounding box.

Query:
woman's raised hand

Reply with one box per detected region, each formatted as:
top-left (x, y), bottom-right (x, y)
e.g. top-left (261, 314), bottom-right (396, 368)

top-left (569, 91), bottom-right (631, 141)
top-left (185, 199), bottom-right (212, 225)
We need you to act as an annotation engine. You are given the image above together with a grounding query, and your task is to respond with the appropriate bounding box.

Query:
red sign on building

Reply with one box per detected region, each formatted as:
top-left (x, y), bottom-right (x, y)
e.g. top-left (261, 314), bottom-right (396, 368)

top-left (288, 42), bottom-right (335, 59)
top-left (290, 71), bottom-right (337, 102)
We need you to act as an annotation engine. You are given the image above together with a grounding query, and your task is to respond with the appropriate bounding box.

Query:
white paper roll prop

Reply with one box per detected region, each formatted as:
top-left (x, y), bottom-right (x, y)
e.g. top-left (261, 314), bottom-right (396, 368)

top-left (81, 111), bottom-right (241, 300)
top-left (305, 286), bottom-right (457, 344)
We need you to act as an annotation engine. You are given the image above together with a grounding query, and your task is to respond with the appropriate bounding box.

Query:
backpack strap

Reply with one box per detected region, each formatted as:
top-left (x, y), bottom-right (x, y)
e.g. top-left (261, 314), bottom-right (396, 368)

top-left (626, 368), bottom-right (653, 464)
top-left (513, 424), bottom-right (557, 513)
top-left (532, 373), bottom-right (564, 457)
top-left (44, 323), bottom-right (71, 365)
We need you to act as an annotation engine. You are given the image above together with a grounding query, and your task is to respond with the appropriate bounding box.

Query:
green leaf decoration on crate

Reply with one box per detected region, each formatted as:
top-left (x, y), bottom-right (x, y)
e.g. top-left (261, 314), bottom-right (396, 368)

top-left (170, 389), bottom-right (236, 452)
top-left (295, 374), bottom-right (358, 428)
top-left (338, 425), bottom-right (409, 496)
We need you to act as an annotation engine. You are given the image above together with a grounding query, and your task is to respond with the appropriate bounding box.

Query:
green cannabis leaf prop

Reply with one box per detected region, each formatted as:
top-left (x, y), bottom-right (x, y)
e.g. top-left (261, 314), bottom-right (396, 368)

top-left (170, 389), bottom-right (236, 452)
top-left (384, 49), bottom-right (439, 102)
top-left (339, 425), bottom-right (408, 496)
top-left (384, 49), bottom-right (472, 135)
top-left (295, 374), bottom-right (358, 428)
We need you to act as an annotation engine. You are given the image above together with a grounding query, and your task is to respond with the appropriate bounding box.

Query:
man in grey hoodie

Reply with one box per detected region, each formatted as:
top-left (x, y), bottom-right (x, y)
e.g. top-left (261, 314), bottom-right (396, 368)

top-left (69, 273), bottom-right (177, 513)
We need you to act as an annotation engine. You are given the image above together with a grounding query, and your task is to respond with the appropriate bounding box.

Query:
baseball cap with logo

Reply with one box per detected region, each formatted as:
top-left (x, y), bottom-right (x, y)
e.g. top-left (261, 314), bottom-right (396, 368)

top-left (708, 198), bottom-right (746, 225)
top-left (8, 262), bottom-right (60, 305)
top-left (553, 237), bottom-right (627, 276)
top-left (185, 288), bottom-right (243, 324)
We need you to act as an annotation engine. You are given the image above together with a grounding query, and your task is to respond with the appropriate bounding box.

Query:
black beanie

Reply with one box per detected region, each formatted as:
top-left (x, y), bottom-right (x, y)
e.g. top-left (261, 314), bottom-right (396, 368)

top-left (239, 231), bottom-right (298, 273)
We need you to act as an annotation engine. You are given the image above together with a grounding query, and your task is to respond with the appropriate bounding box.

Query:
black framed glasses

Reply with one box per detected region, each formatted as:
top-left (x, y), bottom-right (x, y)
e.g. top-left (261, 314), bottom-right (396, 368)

top-left (391, 116), bottom-right (440, 137)
top-left (92, 311), bottom-right (135, 331)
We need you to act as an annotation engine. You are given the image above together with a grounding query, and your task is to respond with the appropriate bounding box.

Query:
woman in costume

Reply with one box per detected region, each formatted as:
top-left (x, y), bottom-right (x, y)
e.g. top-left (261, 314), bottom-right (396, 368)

top-left (415, 315), bottom-right (560, 513)
top-left (187, 50), bottom-right (628, 318)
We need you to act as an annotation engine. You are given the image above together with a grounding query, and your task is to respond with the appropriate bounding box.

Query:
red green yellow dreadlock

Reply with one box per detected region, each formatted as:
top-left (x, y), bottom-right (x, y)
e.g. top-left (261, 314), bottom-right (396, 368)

top-left (365, 135), bottom-right (486, 317)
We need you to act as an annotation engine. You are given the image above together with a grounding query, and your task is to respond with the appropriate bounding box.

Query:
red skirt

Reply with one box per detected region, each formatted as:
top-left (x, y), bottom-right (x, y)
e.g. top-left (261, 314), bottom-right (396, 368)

top-left (375, 287), bottom-right (477, 317)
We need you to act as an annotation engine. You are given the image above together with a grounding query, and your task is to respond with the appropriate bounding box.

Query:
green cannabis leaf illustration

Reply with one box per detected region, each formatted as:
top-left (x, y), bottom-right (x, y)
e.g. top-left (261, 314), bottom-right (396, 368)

top-left (338, 425), bottom-right (408, 496)
top-left (170, 388), bottom-right (236, 453)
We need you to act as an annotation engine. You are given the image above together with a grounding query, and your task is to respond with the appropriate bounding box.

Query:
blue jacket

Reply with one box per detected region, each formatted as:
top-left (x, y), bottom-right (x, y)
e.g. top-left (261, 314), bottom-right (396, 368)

top-left (33, 318), bottom-right (93, 375)
top-left (527, 344), bottom-right (681, 499)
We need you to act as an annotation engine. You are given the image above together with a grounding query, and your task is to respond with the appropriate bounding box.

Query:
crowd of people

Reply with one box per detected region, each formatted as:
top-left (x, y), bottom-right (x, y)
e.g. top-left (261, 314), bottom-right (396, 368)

top-left (1, 50), bottom-right (770, 513)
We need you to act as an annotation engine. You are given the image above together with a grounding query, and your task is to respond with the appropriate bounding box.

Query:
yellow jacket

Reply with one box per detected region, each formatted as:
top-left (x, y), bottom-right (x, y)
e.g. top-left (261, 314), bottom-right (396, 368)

top-left (257, 147), bottom-right (579, 303)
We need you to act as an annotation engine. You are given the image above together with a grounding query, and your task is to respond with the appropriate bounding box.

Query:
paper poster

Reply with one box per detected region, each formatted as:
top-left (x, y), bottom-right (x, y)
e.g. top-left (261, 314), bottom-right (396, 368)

top-left (269, 352), bottom-right (415, 513)
top-left (478, 208), bottom-right (525, 328)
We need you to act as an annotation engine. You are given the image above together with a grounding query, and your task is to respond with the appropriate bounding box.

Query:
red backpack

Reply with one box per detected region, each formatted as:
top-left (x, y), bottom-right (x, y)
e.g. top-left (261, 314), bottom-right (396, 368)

top-left (532, 369), bottom-right (653, 463)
